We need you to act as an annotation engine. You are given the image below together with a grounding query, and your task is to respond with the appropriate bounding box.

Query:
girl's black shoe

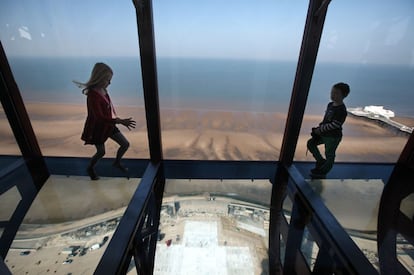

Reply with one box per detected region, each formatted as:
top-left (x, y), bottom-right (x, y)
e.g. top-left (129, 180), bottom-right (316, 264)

top-left (87, 167), bottom-right (100, 180)
top-left (112, 162), bottom-right (128, 173)
top-left (113, 162), bottom-right (130, 179)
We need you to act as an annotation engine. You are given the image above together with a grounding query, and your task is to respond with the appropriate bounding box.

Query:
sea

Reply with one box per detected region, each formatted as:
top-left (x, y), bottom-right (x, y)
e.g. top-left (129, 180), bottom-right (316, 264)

top-left (7, 56), bottom-right (414, 117)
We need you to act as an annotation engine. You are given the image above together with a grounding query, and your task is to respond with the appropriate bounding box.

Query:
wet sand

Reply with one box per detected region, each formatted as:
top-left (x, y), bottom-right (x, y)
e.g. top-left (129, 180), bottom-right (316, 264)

top-left (0, 102), bottom-right (412, 162)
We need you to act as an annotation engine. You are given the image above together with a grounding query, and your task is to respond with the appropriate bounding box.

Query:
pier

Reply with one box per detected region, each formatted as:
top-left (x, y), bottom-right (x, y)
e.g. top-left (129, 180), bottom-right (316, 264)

top-left (348, 106), bottom-right (413, 136)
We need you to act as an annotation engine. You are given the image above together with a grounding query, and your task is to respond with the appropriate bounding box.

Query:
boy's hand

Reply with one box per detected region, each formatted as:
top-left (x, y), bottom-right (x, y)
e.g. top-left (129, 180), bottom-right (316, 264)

top-left (312, 127), bottom-right (321, 136)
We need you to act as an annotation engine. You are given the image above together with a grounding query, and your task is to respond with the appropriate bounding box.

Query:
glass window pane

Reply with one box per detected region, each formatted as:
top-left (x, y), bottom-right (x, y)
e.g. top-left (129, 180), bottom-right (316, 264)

top-left (301, 226), bottom-right (319, 271)
top-left (0, 106), bottom-right (20, 155)
top-left (153, 1), bottom-right (308, 160)
top-left (309, 178), bottom-right (384, 270)
top-left (283, 195), bottom-right (293, 224)
top-left (0, 186), bottom-right (21, 222)
top-left (0, 1), bottom-right (149, 158)
top-left (0, 105), bottom-right (23, 247)
top-left (396, 233), bottom-right (414, 273)
top-left (400, 193), bottom-right (414, 220)
top-left (296, 1), bottom-right (414, 167)
top-left (294, 2), bottom-right (414, 267)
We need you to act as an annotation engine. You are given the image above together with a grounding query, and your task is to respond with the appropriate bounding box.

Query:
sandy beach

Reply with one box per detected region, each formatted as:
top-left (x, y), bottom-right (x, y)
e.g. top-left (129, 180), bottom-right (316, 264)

top-left (0, 102), bottom-right (412, 162)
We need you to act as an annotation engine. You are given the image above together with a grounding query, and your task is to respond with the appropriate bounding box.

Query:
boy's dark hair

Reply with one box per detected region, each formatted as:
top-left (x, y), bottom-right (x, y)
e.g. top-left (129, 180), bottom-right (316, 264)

top-left (333, 82), bottom-right (350, 98)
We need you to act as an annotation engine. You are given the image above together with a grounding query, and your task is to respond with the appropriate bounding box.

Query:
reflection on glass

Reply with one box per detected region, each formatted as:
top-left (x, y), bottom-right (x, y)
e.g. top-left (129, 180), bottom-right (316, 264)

top-left (0, 186), bottom-right (21, 222)
top-left (0, 110), bottom-right (24, 257)
top-left (153, 1), bottom-right (308, 160)
top-left (280, 233), bottom-right (286, 266)
top-left (400, 193), bottom-right (414, 220)
top-left (308, 178), bottom-right (384, 270)
top-left (283, 195), bottom-right (293, 225)
top-left (155, 179), bottom-right (271, 274)
top-left (396, 233), bottom-right (414, 273)
top-left (301, 227), bottom-right (319, 271)
top-left (5, 175), bottom-right (140, 273)
top-left (0, 106), bottom-right (20, 155)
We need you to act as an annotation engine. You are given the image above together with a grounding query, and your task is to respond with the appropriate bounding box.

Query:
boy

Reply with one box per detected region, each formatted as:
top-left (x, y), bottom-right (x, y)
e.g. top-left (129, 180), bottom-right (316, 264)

top-left (307, 82), bottom-right (350, 179)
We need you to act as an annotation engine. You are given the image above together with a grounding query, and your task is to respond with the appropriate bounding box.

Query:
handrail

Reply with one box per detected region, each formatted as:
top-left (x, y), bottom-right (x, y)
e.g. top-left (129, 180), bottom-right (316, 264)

top-left (285, 164), bottom-right (378, 274)
top-left (94, 161), bottom-right (161, 274)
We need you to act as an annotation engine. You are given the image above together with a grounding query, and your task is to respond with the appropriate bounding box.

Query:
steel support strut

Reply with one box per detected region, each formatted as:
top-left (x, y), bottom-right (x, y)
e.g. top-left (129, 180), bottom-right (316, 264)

top-left (269, 0), bottom-right (331, 273)
top-left (133, 0), bottom-right (163, 162)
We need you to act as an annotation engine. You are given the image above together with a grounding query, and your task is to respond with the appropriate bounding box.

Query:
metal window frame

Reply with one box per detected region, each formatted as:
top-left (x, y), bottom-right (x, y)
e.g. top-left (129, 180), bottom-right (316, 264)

top-left (0, 41), bottom-right (49, 259)
top-left (2, 0), bottom-right (413, 274)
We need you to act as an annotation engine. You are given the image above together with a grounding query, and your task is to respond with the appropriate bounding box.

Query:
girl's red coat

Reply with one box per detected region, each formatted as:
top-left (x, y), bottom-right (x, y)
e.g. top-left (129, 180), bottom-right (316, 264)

top-left (81, 89), bottom-right (115, 144)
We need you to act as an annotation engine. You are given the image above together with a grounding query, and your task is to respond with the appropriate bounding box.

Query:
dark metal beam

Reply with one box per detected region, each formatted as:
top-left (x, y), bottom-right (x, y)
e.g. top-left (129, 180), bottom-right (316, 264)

top-left (133, 0), bottom-right (163, 162)
top-left (313, 246), bottom-right (335, 274)
top-left (0, 40), bottom-right (49, 260)
top-left (282, 195), bottom-right (308, 274)
top-left (0, 41), bottom-right (49, 188)
top-left (164, 159), bottom-right (277, 179)
top-left (268, 165), bottom-right (288, 274)
top-left (279, 0), bottom-right (330, 166)
top-left (286, 164), bottom-right (378, 274)
top-left (0, 162), bottom-right (38, 259)
top-left (94, 162), bottom-right (161, 274)
top-left (1, 155), bottom-right (396, 181)
top-left (270, 1), bottom-right (331, 273)
top-left (377, 131), bottom-right (414, 274)
top-left (145, 162), bottom-right (165, 273)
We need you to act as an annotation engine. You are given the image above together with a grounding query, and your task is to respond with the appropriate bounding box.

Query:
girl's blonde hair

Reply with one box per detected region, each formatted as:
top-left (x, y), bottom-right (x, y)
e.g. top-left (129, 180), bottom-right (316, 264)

top-left (73, 62), bottom-right (113, 95)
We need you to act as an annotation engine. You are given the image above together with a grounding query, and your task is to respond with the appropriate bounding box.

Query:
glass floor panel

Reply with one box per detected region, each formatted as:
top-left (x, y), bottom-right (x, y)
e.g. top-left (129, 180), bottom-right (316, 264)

top-left (307, 178), bottom-right (414, 272)
top-left (2, 175), bottom-right (140, 274)
top-left (153, 179), bottom-right (271, 275)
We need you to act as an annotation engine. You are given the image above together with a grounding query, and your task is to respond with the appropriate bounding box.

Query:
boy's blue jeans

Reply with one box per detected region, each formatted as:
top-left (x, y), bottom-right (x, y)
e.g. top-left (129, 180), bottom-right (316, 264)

top-left (307, 135), bottom-right (342, 174)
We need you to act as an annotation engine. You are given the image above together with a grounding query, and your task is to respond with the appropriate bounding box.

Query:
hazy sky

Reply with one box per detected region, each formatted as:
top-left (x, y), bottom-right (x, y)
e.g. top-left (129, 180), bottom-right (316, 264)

top-left (1, 0), bottom-right (413, 65)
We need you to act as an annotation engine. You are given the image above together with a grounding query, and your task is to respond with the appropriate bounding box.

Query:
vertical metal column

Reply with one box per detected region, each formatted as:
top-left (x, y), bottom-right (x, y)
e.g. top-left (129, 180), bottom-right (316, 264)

top-left (0, 41), bottom-right (49, 187)
top-left (282, 198), bottom-right (309, 274)
top-left (279, 0), bottom-right (331, 167)
top-left (268, 167), bottom-right (289, 274)
top-left (377, 131), bottom-right (414, 274)
top-left (0, 40), bottom-right (49, 262)
top-left (133, 0), bottom-right (163, 162)
top-left (133, 1), bottom-right (165, 274)
top-left (144, 164), bottom-right (165, 273)
top-left (269, 0), bottom-right (331, 273)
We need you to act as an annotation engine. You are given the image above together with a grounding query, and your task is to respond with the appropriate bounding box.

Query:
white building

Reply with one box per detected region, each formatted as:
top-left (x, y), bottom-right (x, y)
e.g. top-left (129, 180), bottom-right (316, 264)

top-left (89, 243), bottom-right (101, 250)
top-left (348, 105), bottom-right (395, 119)
top-left (363, 105), bottom-right (395, 118)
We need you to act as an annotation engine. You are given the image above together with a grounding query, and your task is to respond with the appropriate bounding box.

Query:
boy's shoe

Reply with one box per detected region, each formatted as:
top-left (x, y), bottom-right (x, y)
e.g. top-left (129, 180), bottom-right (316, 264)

top-left (87, 167), bottom-right (100, 180)
top-left (315, 159), bottom-right (326, 169)
top-left (310, 168), bottom-right (326, 179)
